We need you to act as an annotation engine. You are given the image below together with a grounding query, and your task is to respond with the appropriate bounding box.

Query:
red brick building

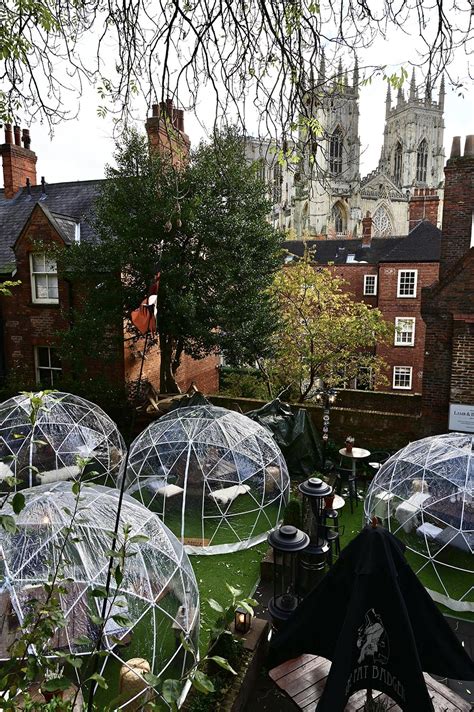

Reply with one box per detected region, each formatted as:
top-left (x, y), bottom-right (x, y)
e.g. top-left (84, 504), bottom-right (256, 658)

top-left (421, 135), bottom-right (474, 434)
top-left (284, 215), bottom-right (441, 394)
top-left (0, 106), bottom-right (219, 395)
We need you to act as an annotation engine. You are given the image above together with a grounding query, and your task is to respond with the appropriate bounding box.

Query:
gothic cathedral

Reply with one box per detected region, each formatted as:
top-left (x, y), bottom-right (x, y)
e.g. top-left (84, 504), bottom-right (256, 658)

top-left (245, 61), bottom-right (445, 239)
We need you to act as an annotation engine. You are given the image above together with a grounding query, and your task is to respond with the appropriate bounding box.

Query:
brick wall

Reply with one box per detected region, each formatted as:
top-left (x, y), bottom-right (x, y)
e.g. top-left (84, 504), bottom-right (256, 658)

top-left (208, 393), bottom-right (423, 452)
top-left (450, 320), bottom-right (474, 403)
top-left (377, 261), bottom-right (439, 393)
top-left (408, 188), bottom-right (440, 231)
top-left (145, 101), bottom-right (190, 168)
top-left (330, 264), bottom-right (378, 307)
top-left (1, 207), bottom-right (71, 383)
top-left (124, 337), bottom-right (219, 394)
top-left (0, 125), bottom-right (37, 198)
top-left (440, 136), bottom-right (474, 278)
top-left (421, 134), bottom-right (474, 434)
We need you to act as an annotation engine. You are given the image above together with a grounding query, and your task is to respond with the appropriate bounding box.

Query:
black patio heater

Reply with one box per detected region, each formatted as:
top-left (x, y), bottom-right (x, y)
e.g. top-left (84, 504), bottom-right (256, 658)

top-left (267, 525), bottom-right (309, 629)
top-left (298, 477), bottom-right (331, 594)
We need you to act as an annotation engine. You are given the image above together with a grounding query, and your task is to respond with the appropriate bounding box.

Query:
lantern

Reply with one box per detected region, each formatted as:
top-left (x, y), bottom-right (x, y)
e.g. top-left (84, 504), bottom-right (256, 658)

top-left (234, 606), bottom-right (252, 634)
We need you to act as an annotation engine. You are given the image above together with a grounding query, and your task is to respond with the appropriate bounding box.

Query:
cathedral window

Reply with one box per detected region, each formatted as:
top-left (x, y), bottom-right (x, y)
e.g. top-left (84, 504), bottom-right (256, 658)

top-left (416, 139), bottom-right (428, 183)
top-left (329, 127), bottom-right (343, 175)
top-left (332, 203), bottom-right (346, 234)
top-left (372, 205), bottom-right (393, 237)
top-left (272, 163), bottom-right (282, 203)
top-left (394, 142), bottom-right (403, 185)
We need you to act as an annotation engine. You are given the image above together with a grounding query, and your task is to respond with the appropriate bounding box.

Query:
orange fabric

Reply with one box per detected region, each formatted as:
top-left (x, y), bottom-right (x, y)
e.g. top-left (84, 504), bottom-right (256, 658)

top-left (131, 299), bottom-right (156, 335)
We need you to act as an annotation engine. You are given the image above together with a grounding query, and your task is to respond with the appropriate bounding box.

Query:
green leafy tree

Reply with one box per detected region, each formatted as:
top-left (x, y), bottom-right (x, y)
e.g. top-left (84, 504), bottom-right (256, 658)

top-left (59, 128), bottom-right (282, 393)
top-left (263, 250), bottom-right (393, 401)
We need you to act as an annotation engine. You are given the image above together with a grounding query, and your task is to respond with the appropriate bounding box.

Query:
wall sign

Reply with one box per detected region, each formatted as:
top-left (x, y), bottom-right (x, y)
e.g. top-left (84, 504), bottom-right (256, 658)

top-left (449, 404), bottom-right (474, 433)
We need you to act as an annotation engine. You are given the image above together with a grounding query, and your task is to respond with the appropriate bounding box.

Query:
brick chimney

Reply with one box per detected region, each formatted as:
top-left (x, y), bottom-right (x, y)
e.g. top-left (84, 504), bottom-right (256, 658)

top-left (440, 134), bottom-right (474, 278)
top-left (361, 211), bottom-right (373, 247)
top-left (0, 124), bottom-right (37, 199)
top-left (408, 187), bottom-right (440, 231)
top-left (145, 100), bottom-right (190, 168)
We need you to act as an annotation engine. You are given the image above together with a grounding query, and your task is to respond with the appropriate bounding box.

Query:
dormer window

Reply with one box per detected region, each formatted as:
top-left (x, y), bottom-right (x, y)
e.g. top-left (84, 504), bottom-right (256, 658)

top-left (30, 253), bottom-right (59, 304)
top-left (416, 139), bottom-right (428, 183)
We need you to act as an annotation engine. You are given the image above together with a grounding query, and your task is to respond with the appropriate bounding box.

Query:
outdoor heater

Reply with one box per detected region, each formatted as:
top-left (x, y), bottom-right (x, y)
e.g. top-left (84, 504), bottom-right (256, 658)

top-left (298, 477), bottom-right (331, 593)
top-left (267, 525), bottom-right (309, 629)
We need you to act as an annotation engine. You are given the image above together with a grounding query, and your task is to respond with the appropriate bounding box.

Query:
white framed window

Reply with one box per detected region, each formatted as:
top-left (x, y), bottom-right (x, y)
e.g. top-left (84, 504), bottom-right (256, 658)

top-left (397, 269), bottom-right (418, 298)
top-left (363, 274), bottom-right (378, 296)
top-left (395, 317), bottom-right (416, 346)
top-left (30, 253), bottom-right (59, 304)
top-left (393, 366), bottom-right (412, 390)
top-left (34, 347), bottom-right (62, 386)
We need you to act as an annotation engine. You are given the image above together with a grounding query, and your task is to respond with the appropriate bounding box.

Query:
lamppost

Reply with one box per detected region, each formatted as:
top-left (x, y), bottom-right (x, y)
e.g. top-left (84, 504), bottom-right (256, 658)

top-left (314, 379), bottom-right (337, 471)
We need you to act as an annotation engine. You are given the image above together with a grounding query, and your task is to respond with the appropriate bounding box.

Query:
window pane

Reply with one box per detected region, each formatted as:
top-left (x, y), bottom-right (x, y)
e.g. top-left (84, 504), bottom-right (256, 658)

top-left (38, 368), bottom-right (54, 387)
top-left (32, 253), bottom-right (46, 272)
top-left (45, 257), bottom-right (57, 274)
top-left (35, 275), bottom-right (48, 299)
top-left (50, 349), bottom-right (61, 369)
top-left (37, 347), bottom-right (50, 367)
top-left (47, 276), bottom-right (59, 299)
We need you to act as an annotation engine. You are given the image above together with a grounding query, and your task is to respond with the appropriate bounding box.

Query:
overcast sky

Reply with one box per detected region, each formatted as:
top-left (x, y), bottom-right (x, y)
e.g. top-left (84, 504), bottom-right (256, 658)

top-left (5, 13), bottom-right (474, 187)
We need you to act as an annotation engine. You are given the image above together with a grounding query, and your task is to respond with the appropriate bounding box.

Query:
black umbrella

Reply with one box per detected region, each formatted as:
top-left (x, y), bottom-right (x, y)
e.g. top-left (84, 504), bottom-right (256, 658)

top-left (269, 524), bottom-right (474, 711)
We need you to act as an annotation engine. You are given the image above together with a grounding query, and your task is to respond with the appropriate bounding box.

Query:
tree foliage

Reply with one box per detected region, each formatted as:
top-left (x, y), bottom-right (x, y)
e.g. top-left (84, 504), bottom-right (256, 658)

top-left (60, 127), bottom-right (282, 392)
top-left (263, 251), bottom-right (392, 401)
top-left (0, 0), bottom-right (471, 136)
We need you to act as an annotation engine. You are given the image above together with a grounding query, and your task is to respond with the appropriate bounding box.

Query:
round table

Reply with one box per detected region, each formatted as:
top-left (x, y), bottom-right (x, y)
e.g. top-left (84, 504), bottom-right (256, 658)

top-left (339, 447), bottom-right (370, 476)
top-left (331, 494), bottom-right (345, 510)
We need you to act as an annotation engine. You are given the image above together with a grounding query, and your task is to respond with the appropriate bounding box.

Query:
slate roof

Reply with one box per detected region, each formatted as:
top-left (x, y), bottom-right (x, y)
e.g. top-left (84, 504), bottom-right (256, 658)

top-left (283, 221), bottom-right (441, 266)
top-left (0, 180), bottom-right (104, 272)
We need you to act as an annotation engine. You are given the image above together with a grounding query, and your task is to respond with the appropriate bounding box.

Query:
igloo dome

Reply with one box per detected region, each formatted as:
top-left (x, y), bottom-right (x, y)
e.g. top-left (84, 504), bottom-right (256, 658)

top-left (125, 405), bottom-right (290, 553)
top-left (365, 432), bottom-right (474, 612)
top-left (0, 391), bottom-right (126, 489)
top-left (0, 483), bottom-right (199, 707)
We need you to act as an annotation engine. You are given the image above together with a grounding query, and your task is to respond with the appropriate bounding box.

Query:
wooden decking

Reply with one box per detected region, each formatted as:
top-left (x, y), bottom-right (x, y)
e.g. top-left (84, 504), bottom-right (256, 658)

top-left (269, 654), bottom-right (471, 711)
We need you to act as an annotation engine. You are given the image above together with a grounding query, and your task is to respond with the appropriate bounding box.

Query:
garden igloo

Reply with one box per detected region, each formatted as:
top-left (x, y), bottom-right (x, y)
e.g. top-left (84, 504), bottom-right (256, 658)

top-left (125, 405), bottom-right (290, 553)
top-left (0, 392), bottom-right (126, 489)
top-left (365, 432), bottom-right (474, 613)
top-left (0, 483), bottom-right (199, 709)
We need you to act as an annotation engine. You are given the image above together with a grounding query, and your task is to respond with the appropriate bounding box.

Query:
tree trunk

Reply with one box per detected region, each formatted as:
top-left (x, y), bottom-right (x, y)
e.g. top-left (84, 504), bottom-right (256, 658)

top-left (159, 333), bottom-right (180, 394)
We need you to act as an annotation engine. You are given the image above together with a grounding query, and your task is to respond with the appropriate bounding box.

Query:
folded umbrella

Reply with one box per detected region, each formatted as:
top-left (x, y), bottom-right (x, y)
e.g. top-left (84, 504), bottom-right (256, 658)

top-left (269, 524), bottom-right (474, 711)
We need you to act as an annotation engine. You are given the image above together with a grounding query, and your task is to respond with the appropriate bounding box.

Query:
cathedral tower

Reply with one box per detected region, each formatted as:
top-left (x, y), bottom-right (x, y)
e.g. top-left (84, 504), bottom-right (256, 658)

top-left (379, 71), bottom-right (445, 191)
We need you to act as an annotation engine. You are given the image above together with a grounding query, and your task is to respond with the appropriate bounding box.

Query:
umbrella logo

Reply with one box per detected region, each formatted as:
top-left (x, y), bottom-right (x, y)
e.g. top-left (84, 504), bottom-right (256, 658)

top-left (357, 608), bottom-right (390, 665)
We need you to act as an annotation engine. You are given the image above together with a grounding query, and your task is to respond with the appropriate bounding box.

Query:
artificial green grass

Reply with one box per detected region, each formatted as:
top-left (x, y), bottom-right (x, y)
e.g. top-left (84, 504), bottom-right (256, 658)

top-left (191, 543), bottom-right (267, 655)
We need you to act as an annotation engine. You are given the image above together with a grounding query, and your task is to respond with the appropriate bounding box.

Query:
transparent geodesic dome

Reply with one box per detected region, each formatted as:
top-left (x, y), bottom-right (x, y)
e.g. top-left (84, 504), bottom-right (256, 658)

top-left (0, 483), bottom-right (199, 708)
top-left (365, 432), bottom-right (474, 612)
top-left (125, 405), bottom-right (290, 554)
top-left (0, 392), bottom-right (126, 489)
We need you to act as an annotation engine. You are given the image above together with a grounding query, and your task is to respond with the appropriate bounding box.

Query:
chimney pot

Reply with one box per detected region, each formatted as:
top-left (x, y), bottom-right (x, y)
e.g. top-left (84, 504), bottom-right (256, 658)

top-left (152, 104), bottom-right (159, 117)
top-left (450, 136), bottom-right (461, 158)
top-left (464, 135), bottom-right (474, 157)
top-left (4, 124), bottom-right (13, 144)
top-left (41, 176), bottom-right (46, 195)
top-left (26, 177), bottom-right (31, 195)
top-left (165, 98), bottom-right (173, 119)
top-left (13, 126), bottom-right (21, 146)
top-left (22, 128), bottom-right (31, 149)
top-left (177, 109), bottom-right (184, 132)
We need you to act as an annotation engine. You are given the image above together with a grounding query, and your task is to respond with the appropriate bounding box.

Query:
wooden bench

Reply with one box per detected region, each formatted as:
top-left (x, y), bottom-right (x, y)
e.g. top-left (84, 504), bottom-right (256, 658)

top-left (269, 654), bottom-right (471, 711)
